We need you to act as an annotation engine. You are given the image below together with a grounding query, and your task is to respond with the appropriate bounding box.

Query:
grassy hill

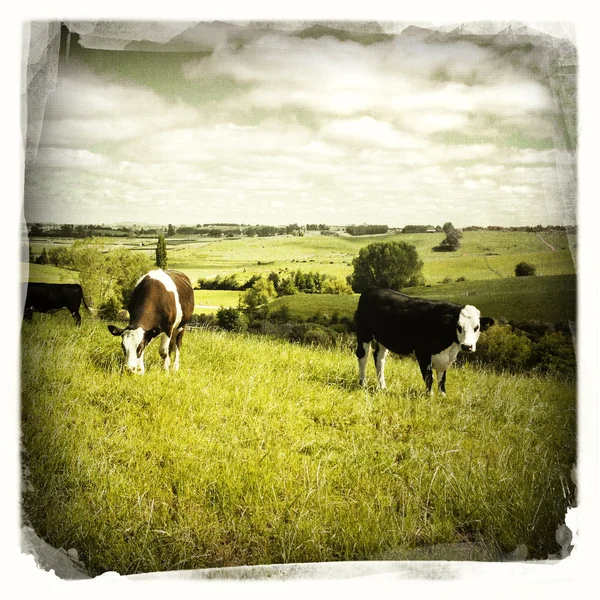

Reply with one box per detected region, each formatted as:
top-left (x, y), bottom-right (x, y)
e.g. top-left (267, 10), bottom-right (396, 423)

top-left (21, 317), bottom-right (576, 575)
top-left (165, 230), bottom-right (575, 285)
top-left (268, 274), bottom-right (576, 325)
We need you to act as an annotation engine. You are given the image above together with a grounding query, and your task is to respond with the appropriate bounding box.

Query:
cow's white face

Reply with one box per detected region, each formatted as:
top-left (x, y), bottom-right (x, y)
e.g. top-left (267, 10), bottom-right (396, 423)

top-left (455, 305), bottom-right (494, 352)
top-left (108, 325), bottom-right (146, 373)
top-left (456, 305), bottom-right (483, 352)
top-left (120, 327), bottom-right (145, 373)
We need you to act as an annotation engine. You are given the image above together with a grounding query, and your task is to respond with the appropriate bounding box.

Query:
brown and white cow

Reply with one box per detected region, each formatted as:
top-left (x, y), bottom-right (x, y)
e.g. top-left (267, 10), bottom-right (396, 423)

top-left (108, 269), bottom-right (194, 374)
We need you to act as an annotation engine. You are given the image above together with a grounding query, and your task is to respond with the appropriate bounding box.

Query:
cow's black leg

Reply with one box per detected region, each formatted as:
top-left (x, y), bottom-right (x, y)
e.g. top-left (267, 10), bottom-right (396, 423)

top-left (416, 353), bottom-right (434, 395)
top-left (438, 370), bottom-right (447, 396)
top-left (72, 310), bottom-right (82, 326)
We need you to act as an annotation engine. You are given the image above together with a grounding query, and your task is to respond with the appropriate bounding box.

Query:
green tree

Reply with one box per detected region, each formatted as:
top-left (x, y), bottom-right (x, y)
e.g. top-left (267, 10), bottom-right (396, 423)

top-left (240, 277), bottom-right (277, 310)
top-left (35, 248), bottom-right (49, 265)
top-left (155, 235), bottom-right (168, 269)
top-left (70, 238), bottom-right (110, 307)
top-left (433, 224), bottom-right (462, 252)
top-left (71, 239), bottom-right (153, 312)
top-left (349, 241), bottom-right (424, 293)
top-left (166, 224), bottom-right (177, 237)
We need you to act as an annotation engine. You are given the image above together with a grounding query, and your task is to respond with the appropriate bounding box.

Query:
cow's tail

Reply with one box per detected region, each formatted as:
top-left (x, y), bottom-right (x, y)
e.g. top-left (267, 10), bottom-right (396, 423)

top-left (79, 287), bottom-right (98, 317)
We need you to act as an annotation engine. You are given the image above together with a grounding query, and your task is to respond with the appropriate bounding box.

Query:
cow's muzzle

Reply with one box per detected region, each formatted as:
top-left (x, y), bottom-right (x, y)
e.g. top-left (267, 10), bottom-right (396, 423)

top-left (461, 344), bottom-right (474, 352)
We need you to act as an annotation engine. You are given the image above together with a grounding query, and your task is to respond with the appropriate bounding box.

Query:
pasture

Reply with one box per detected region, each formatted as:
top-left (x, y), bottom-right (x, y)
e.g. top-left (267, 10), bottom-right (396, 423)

top-left (27, 230), bottom-right (576, 289)
top-left (20, 229), bottom-right (578, 575)
top-left (21, 316), bottom-right (576, 575)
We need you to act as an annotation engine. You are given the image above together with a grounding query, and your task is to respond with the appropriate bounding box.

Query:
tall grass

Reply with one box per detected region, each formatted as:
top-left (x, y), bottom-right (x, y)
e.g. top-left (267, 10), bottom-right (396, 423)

top-left (21, 315), bottom-right (576, 575)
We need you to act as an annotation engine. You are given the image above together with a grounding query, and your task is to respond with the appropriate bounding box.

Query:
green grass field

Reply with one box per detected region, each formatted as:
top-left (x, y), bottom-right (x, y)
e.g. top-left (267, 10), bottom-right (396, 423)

top-left (21, 317), bottom-right (576, 575)
top-left (164, 230), bottom-right (575, 285)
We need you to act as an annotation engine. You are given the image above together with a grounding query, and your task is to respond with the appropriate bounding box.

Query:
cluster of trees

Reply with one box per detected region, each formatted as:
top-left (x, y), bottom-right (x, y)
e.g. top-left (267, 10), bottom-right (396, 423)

top-left (36, 238), bottom-right (153, 317)
top-left (346, 225), bottom-right (389, 236)
top-left (306, 224), bottom-right (330, 231)
top-left (432, 222), bottom-right (463, 252)
top-left (401, 225), bottom-right (440, 234)
top-left (198, 269), bottom-right (353, 297)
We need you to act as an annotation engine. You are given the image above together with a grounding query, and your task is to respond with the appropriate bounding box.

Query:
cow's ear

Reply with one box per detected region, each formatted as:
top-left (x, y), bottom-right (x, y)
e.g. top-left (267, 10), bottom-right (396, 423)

top-left (480, 317), bottom-right (494, 331)
top-left (108, 325), bottom-right (123, 336)
top-left (441, 314), bottom-right (455, 326)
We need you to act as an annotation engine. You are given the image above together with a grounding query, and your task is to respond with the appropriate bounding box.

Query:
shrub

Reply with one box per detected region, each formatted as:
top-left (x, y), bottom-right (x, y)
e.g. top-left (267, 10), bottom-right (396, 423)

top-left (470, 324), bottom-right (533, 372)
top-left (287, 323), bottom-right (336, 347)
top-left (515, 262), bottom-right (536, 277)
top-left (216, 307), bottom-right (248, 332)
top-left (99, 295), bottom-right (122, 322)
top-left (531, 331), bottom-right (576, 376)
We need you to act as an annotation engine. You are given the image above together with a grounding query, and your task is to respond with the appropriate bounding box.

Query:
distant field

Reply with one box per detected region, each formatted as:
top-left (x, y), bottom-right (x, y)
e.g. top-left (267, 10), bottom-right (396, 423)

top-left (24, 263), bottom-right (79, 284)
top-left (26, 231), bottom-right (576, 288)
top-left (268, 274), bottom-right (577, 324)
top-left (194, 290), bottom-right (241, 312)
top-left (166, 230), bottom-right (576, 285)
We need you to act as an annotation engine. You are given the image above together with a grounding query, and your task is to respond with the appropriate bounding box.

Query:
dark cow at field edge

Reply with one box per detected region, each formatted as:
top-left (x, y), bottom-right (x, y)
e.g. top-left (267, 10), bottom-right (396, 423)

top-left (23, 282), bottom-right (92, 326)
top-left (355, 287), bottom-right (494, 394)
top-left (108, 269), bottom-right (194, 374)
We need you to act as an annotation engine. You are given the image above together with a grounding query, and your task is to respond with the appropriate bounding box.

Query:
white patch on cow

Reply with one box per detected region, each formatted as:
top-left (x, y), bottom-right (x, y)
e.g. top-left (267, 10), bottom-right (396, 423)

top-left (431, 343), bottom-right (460, 372)
top-left (147, 270), bottom-right (184, 334)
top-left (172, 327), bottom-right (183, 371)
top-left (358, 342), bottom-right (371, 386)
top-left (375, 344), bottom-right (389, 389)
top-left (121, 327), bottom-right (145, 373)
top-left (456, 305), bottom-right (482, 351)
top-left (158, 332), bottom-right (171, 371)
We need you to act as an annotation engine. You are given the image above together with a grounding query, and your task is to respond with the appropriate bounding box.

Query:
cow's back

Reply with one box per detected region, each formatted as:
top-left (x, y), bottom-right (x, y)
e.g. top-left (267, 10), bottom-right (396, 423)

top-left (356, 287), bottom-right (461, 355)
top-left (127, 270), bottom-right (194, 331)
top-left (165, 270), bottom-right (194, 324)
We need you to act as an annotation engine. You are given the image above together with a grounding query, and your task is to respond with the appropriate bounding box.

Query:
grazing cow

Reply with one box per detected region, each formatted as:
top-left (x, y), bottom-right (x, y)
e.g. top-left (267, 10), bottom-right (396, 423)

top-left (23, 282), bottom-right (92, 326)
top-left (108, 269), bottom-right (194, 374)
top-left (355, 287), bottom-right (494, 395)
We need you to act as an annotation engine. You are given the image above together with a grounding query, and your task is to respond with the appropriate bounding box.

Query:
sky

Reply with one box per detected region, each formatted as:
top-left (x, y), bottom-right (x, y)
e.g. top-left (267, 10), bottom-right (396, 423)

top-left (23, 20), bottom-right (577, 228)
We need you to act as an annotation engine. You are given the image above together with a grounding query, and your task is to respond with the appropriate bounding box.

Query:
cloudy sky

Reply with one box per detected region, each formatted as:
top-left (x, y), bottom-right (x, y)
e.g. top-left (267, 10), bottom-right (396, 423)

top-left (23, 20), bottom-right (577, 228)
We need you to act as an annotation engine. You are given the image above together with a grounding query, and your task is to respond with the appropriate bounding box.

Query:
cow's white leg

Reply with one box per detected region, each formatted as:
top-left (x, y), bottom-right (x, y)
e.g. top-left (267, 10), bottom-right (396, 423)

top-left (159, 332), bottom-right (171, 371)
top-left (375, 344), bottom-right (389, 389)
top-left (437, 370), bottom-right (447, 396)
top-left (172, 328), bottom-right (183, 371)
top-left (357, 342), bottom-right (371, 386)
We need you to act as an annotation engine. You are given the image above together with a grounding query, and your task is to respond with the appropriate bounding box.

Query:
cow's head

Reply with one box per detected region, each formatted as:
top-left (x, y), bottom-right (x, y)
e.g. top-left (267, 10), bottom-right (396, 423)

top-left (443, 305), bottom-right (494, 352)
top-left (108, 325), bottom-right (159, 373)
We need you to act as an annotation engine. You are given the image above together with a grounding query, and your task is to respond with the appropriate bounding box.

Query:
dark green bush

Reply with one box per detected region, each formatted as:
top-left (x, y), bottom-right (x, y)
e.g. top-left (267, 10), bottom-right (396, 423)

top-left (515, 262), bottom-right (536, 277)
top-left (216, 307), bottom-right (248, 332)
top-left (531, 331), bottom-right (576, 376)
top-left (100, 295), bottom-right (122, 322)
top-left (469, 324), bottom-right (533, 372)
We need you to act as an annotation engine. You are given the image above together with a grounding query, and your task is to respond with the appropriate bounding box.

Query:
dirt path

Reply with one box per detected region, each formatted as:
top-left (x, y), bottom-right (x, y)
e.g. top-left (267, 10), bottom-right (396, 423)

top-left (536, 233), bottom-right (556, 251)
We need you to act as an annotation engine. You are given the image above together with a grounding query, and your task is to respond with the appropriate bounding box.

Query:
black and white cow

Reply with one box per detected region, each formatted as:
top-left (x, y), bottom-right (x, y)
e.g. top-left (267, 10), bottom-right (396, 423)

top-left (108, 269), bottom-right (194, 374)
top-left (23, 282), bottom-right (92, 326)
top-left (355, 287), bottom-right (494, 395)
